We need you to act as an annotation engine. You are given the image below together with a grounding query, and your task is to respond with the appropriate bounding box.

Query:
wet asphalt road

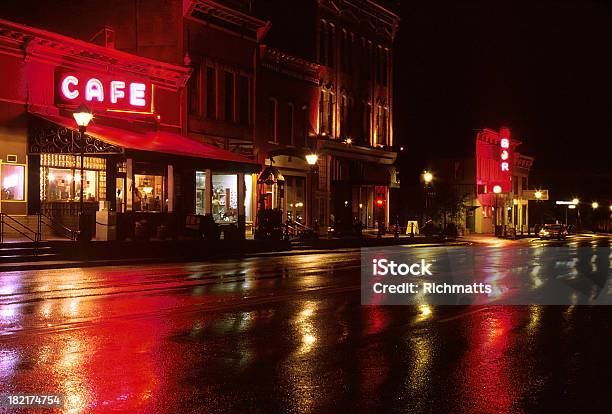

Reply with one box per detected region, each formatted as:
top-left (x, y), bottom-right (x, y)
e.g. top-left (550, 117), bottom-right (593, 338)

top-left (0, 235), bottom-right (611, 413)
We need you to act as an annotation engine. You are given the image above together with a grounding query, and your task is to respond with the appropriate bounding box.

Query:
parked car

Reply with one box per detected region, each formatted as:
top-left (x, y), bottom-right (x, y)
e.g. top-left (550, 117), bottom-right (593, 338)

top-left (538, 224), bottom-right (568, 240)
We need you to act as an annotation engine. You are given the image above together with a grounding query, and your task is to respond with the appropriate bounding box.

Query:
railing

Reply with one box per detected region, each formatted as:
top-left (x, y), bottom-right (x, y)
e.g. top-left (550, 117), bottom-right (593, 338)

top-left (37, 213), bottom-right (78, 241)
top-left (0, 213), bottom-right (39, 243)
top-left (0, 213), bottom-right (78, 243)
top-left (285, 219), bottom-right (316, 240)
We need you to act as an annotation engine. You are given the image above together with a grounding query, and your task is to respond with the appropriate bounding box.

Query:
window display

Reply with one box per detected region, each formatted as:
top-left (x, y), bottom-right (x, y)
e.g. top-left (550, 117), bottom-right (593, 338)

top-left (195, 171), bottom-right (206, 215)
top-left (212, 173), bottom-right (237, 223)
top-left (40, 154), bottom-right (105, 202)
top-left (134, 174), bottom-right (164, 212)
top-left (1, 164), bottom-right (25, 201)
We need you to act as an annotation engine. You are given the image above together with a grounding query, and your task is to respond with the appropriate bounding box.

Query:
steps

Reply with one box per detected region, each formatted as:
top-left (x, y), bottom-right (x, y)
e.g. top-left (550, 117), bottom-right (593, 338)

top-left (0, 242), bottom-right (63, 263)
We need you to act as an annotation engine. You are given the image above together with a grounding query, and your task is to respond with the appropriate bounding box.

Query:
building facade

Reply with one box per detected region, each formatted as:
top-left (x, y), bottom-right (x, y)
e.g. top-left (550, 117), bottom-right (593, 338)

top-left (429, 127), bottom-right (534, 235)
top-left (255, 46), bottom-right (320, 228)
top-left (0, 17), bottom-right (259, 239)
top-left (254, 0), bottom-right (400, 232)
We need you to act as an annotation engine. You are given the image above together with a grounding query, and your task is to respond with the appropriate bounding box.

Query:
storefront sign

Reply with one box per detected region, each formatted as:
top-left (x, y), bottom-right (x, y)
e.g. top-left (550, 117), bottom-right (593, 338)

top-left (497, 130), bottom-right (512, 192)
top-left (55, 70), bottom-right (153, 113)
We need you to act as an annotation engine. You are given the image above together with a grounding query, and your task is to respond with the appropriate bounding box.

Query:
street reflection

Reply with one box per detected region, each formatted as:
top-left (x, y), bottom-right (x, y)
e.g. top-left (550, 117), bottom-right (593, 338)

top-left (462, 308), bottom-right (515, 413)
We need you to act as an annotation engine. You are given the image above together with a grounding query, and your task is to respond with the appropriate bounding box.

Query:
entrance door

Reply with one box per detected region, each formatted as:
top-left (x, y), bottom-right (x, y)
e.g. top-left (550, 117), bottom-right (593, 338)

top-left (116, 176), bottom-right (126, 213)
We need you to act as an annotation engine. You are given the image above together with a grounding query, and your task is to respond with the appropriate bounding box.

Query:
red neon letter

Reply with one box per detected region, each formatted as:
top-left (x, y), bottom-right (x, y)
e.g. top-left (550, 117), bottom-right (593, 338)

top-left (85, 78), bottom-right (104, 102)
top-left (129, 83), bottom-right (146, 107)
top-left (61, 75), bottom-right (79, 100)
top-left (500, 138), bottom-right (509, 149)
top-left (501, 162), bottom-right (509, 172)
top-left (110, 81), bottom-right (125, 103)
top-left (501, 149), bottom-right (509, 160)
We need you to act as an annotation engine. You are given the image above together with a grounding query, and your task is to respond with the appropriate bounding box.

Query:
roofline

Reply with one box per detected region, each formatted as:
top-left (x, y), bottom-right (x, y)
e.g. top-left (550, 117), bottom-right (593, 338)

top-left (0, 18), bottom-right (191, 91)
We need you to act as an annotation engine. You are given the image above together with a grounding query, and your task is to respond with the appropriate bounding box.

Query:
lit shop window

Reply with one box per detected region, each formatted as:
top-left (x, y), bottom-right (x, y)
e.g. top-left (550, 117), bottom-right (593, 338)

top-left (212, 173), bottom-right (237, 223)
top-left (195, 170), bottom-right (206, 215)
top-left (286, 176), bottom-right (305, 223)
top-left (40, 154), bottom-right (105, 202)
top-left (244, 174), bottom-right (253, 223)
top-left (1, 164), bottom-right (25, 201)
top-left (133, 174), bottom-right (164, 212)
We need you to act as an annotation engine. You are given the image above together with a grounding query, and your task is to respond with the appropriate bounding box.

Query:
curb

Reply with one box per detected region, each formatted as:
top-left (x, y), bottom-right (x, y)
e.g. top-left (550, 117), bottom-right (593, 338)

top-left (0, 240), bottom-right (470, 272)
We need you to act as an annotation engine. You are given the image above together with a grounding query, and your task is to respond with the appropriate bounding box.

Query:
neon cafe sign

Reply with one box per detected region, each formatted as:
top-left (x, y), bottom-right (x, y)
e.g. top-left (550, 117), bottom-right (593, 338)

top-left (55, 71), bottom-right (154, 114)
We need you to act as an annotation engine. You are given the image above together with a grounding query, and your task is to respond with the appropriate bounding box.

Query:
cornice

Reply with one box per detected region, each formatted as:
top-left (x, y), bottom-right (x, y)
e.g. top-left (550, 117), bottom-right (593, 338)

top-left (260, 46), bottom-right (321, 85)
top-left (183, 0), bottom-right (270, 41)
top-left (0, 18), bottom-right (191, 91)
top-left (319, 0), bottom-right (400, 41)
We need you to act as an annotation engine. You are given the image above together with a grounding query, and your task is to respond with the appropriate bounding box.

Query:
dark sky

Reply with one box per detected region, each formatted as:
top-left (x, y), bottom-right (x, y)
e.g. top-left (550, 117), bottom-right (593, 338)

top-left (394, 0), bottom-right (611, 198)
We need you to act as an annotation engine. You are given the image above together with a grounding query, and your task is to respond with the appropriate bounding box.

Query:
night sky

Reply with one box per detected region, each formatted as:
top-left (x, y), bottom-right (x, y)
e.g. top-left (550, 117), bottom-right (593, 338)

top-left (394, 0), bottom-right (611, 199)
top-left (0, 1), bottom-right (609, 200)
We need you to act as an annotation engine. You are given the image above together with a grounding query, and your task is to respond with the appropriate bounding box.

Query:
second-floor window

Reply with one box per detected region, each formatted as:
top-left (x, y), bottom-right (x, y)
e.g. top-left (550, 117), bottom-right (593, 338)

top-left (288, 103), bottom-right (295, 146)
top-left (363, 102), bottom-right (371, 145)
top-left (381, 49), bottom-right (388, 86)
top-left (319, 90), bottom-right (334, 136)
top-left (267, 97), bottom-right (277, 143)
top-left (189, 64), bottom-right (200, 115)
top-left (238, 75), bottom-right (249, 124)
top-left (302, 104), bottom-right (309, 147)
top-left (206, 67), bottom-right (216, 119)
top-left (224, 71), bottom-right (234, 122)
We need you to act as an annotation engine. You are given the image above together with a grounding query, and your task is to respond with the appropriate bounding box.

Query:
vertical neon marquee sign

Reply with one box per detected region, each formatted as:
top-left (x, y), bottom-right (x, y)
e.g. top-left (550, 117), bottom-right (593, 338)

top-left (498, 128), bottom-right (512, 192)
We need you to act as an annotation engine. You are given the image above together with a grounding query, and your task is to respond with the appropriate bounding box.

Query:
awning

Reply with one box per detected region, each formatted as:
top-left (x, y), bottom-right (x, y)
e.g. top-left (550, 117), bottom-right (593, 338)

top-left (30, 111), bottom-right (258, 166)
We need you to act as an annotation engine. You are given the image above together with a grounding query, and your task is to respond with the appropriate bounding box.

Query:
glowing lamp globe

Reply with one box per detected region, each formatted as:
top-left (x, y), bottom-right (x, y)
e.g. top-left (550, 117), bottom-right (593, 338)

top-left (73, 104), bottom-right (93, 131)
top-left (591, 202), bottom-right (598, 209)
top-left (423, 172), bottom-right (433, 184)
top-left (305, 153), bottom-right (318, 166)
top-left (492, 185), bottom-right (502, 194)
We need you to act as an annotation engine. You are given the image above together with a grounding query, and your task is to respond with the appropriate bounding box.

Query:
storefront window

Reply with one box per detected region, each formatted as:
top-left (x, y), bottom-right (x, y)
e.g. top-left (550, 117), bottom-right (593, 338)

top-left (134, 174), bottom-right (164, 212)
top-left (1, 164), bottom-right (25, 201)
top-left (40, 154), bottom-right (105, 202)
top-left (195, 171), bottom-right (206, 215)
top-left (212, 173), bottom-right (237, 223)
top-left (285, 176), bottom-right (305, 223)
top-left (244, 174), bottom-right (253, 223)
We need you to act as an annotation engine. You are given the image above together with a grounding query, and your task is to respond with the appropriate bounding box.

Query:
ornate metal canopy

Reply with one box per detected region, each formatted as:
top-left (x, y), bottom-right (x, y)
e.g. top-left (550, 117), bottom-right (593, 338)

top-left (28, 115), bottom-right (122, 155)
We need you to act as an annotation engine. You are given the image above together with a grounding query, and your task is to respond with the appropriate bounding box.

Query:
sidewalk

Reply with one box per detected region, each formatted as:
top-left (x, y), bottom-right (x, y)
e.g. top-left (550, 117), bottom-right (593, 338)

top-left (0, 235), bottom-right (467, 271)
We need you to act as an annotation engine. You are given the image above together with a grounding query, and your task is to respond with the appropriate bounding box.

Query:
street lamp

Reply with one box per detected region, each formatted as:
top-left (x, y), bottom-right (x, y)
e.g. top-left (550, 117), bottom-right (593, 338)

top-left (304, 152), bottom-right (318, 232)
top-left (591, 202), bottom-right (598, 209)
top-left (305, 153), bottom-right (318, 166)
top-left (73, 104), bottom-right (93, 240)
top-left (572, 198), bottom-right (579, 205)
top-left (422, 171), bottom-right (433, 228)
top-left (535, 190), bottom-right (542, 200)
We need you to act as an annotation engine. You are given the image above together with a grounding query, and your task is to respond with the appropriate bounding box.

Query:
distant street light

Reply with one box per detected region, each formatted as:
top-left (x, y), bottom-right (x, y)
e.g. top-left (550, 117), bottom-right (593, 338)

top-left (422, 171), bottom-right (433, 224)
top-left (591, 202), bottom-right (598, 209)
top-left (572, 198), bottom-right (579, 205)
top-left (535, 190), bottom-right (542, 200)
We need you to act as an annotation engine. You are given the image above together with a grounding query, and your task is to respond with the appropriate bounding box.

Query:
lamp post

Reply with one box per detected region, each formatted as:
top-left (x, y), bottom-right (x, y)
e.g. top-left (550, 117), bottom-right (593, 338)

top-left (422, 171), bottom-right (433, 219)
top-left (73, 104), bottom-right (93, 240)
top-left (305, 152), bottom-right (318, 232)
